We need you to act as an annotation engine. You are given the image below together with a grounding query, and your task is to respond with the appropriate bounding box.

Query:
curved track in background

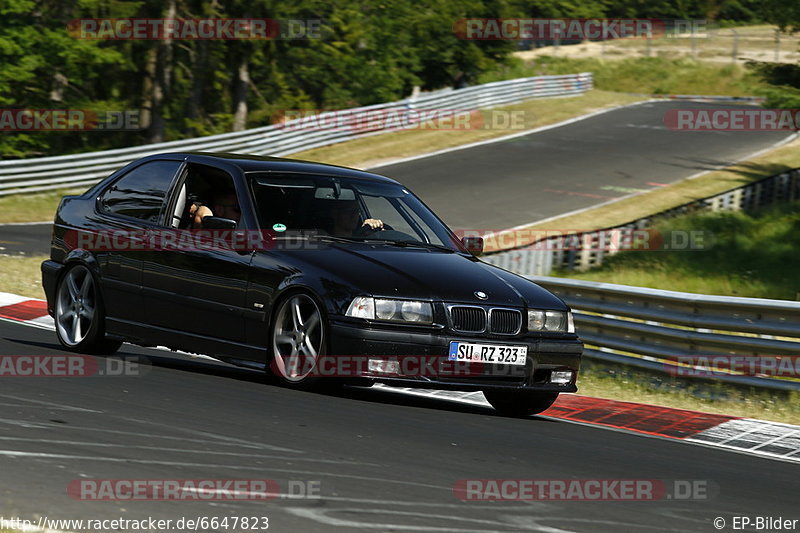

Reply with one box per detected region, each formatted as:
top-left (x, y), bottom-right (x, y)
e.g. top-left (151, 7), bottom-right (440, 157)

top-left (380, 100), bottom-right (793, 230)
top-left (0, 100), bottom-right (792, 256)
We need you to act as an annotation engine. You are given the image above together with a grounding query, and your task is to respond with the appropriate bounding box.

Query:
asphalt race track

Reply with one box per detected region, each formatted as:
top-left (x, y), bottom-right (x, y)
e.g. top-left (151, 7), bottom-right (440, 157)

top-left (0, 100), bottom-right (793, 256)
top-left (0, 319), bottom-right (798, 532)
top-left (378, 100), bottom-right (793, 230)
top-left (0, 222), bottom-right (54, 257)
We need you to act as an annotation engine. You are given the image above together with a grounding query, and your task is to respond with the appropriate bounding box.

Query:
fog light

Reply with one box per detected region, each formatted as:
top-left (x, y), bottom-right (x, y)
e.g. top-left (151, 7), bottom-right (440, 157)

top-left (551, 370), bottom-right (574, 384)
top-left (368, 358), bottom-right (400, 374)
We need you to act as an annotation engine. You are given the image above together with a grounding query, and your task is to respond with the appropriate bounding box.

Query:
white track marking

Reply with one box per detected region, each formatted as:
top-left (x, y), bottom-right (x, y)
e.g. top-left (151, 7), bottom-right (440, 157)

top-left (687, 419), bottom-right (800, 461)
top-left (115, 415), bottom-right (296, 452)
top-left (0, 450), bottom-right (452, 491)
top-left (374, 386), bottom-right (800, 464)
top-left (367, 100), bottom-right (662, 171)
top-left (0, 417), bottom-right (290, 450)
top-left (483, 130), bottom-right (798, 241)
top-left (285, 507), bottom-right (552, 532)
top-left (0, 437), bottom-right (373, 465)
top-left (0, 392), bottom-right (103, 413)
top-left (0, 291), bottom-right (32, 306)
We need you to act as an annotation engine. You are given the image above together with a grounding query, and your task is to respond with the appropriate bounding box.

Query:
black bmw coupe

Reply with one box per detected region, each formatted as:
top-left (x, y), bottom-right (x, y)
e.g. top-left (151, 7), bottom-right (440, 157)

top-left (42, 152), bottom-right (582, 415)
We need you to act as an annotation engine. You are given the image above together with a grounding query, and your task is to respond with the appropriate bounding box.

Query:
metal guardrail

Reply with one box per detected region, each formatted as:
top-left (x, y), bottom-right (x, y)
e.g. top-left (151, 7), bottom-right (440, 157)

top-left (0, 73), bottom-right (593, 196)
top-left (486, 167), bottom-right (800, 276)
top-left (529, 275), bottom-right (800, 391)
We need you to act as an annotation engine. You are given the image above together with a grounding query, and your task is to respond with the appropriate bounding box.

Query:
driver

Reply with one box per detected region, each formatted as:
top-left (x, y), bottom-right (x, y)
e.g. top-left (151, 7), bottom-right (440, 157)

top-left (188, 191), bottom-right (241, 228)
top-left (328, 200), bottom-right (383, 237)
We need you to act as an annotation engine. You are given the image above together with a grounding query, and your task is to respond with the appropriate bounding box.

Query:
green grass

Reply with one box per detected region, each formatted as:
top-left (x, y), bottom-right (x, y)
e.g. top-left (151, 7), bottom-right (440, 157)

top-left (578, 359), bottom-right (800, 425)
top-left (0, 255), bottom-right (47, 299)
top-left (558, 203), bottom-right (800, 300)
top-left (482, 55), bottom-right (770, 97)
top-left (0, 188), bottom-right (85, 224)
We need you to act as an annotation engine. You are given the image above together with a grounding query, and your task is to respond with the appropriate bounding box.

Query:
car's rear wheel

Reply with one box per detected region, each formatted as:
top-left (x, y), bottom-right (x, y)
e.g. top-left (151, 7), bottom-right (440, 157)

top-left (269, 293), bottom-right (328, 390)
top-left (483, 390), bottom-right (559, 417)
top-left (55, 264), bottom-right (121, 355)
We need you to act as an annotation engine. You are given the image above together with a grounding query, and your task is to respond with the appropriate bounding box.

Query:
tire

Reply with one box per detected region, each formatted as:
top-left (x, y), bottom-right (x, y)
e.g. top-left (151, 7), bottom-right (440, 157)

top-left (54, 264), bottom-right (122, 355)
top-left (483, 390), bottom-right (559, 417)
top-left (268, 292), bottom-right (330, 391)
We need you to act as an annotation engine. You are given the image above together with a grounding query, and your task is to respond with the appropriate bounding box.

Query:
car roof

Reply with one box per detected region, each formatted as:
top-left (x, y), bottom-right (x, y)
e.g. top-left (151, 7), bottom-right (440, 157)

top-left (148, 152), bottom-right (401, 185)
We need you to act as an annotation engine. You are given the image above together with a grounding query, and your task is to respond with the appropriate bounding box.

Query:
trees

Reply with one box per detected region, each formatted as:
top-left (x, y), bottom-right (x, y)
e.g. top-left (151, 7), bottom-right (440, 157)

top-left (1, 0), bottom-right (519, 158)
top-left (0, 0), bottom-right (125, 156)
top-left (760, 0), bottom-right (800, 32)
top-left (746, 0), bottom-right (800, 108)
top-left (3, 0), bottom-right (789, 159)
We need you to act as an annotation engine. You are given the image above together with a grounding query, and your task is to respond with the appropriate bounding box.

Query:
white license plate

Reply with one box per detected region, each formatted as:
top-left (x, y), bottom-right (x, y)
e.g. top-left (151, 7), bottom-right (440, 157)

top-left (448, 341), bottom-right (527, 365)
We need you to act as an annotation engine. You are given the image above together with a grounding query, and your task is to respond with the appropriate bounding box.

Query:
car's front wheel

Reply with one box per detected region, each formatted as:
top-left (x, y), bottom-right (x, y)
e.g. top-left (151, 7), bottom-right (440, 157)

top-left (483, 390), bottom-right (559, 417)
top-left (55, 264), bottom-right (121, 355)
top-left (269, 293), bottom-right (328, 390)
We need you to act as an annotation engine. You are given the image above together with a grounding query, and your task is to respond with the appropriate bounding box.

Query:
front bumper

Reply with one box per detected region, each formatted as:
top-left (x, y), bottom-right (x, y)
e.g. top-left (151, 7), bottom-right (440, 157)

top-left (328, 319), bottom-right (582, 392)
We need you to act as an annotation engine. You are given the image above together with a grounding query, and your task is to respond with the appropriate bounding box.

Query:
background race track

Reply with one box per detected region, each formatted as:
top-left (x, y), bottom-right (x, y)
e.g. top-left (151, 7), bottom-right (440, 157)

top-left (0, 100), bottom-right (793, 255)
top-left (379, 100), bottom-right (792, 230)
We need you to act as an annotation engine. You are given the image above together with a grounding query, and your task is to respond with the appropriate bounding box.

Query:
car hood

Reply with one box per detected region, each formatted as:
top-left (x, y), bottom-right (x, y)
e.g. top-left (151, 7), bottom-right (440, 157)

top-left (282, 243), bottom-right (567, 309)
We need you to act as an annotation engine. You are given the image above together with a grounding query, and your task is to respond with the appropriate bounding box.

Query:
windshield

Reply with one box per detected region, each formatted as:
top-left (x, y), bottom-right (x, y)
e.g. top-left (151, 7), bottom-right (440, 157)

top-left (249, 174), bottom-right (466, 252)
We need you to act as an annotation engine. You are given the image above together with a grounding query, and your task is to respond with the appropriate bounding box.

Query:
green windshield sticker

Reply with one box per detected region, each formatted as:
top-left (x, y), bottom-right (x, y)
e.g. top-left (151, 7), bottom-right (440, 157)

top-left (272, 223), bottom-right (287, 232)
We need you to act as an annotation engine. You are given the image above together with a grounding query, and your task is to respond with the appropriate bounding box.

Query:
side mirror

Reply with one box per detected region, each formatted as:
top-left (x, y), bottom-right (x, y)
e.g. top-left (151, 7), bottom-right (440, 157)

top-left (201, 216), bottom-right (237, 230)
top-left (461, 236), bottom-right (484, 256)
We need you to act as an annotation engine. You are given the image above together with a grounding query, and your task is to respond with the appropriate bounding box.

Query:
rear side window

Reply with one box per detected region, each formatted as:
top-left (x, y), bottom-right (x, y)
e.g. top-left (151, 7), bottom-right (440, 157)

top-left (99, 160), bottom-right (181, 223)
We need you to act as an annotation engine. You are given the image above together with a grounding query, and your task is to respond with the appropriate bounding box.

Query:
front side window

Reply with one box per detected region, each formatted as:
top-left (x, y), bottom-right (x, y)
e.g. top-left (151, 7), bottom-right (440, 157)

top-left (99, 160), bottom-right (182, 223)
top-left (249, 174), bottom-right (465, 252)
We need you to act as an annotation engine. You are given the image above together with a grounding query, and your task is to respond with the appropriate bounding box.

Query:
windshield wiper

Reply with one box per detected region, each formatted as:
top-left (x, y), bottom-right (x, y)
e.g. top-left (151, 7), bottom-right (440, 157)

top-left (309, 235), bottom-right (457, 252)
top-left (310, 234), bottom-right (366, 244)
top-left (360, 239), bottom-right (457, 253)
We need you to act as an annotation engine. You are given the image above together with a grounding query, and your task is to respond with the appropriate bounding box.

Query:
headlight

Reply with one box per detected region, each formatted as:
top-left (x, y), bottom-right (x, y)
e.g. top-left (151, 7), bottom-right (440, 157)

top-left (346, 297), bottom-right (433, 324)
top-left (346, 296), bottom-right (374, 319)
top-left (375, 298), bottom-right (398, 320)
top-left (527, 309), bottom-right (574, 333)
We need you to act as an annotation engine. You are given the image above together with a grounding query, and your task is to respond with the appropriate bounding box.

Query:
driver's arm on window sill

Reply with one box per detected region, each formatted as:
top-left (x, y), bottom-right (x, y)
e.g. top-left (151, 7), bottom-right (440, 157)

top-left (189, 203), bottom-right (213, 228)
